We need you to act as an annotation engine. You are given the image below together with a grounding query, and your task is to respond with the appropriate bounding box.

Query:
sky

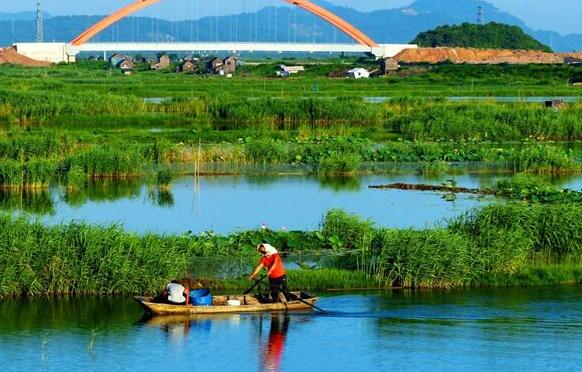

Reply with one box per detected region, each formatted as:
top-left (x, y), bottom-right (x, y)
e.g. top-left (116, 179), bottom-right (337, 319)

top-left (0, 0), bottom-right (580, 35)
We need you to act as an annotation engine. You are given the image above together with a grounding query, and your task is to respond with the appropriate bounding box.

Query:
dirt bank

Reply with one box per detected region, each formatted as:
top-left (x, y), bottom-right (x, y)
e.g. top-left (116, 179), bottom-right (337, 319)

top-left (394, 47), bottom-right (579, 64)
top-left (0, 47), bottom-right (51, 67)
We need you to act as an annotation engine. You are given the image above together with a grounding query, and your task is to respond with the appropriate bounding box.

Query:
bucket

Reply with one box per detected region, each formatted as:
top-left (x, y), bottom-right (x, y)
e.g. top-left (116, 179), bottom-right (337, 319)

top-left (227, 300), bottom-right (241, 307)
top-left (189, 289), bottom-right (212, 306)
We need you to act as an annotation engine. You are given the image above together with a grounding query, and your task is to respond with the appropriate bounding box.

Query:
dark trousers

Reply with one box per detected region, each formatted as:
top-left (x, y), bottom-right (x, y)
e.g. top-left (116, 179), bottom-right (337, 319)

top-left (269, 275), bottom-right (288, 302)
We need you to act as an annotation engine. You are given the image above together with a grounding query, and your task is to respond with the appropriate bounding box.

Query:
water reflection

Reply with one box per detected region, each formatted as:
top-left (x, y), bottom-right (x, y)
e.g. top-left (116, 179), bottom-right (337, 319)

top-left (0, 188), bottom-right (54, 215)
top-left (318, 176), bottom-right (361, 192)
top-left (147, 188), bottom-right (175, 207)
top-left (261, 314), bottom-right (290, 372)
top-left (144, 314), bottom-right (214, 344)
top-left (63, 179), bottom-right (142, 207)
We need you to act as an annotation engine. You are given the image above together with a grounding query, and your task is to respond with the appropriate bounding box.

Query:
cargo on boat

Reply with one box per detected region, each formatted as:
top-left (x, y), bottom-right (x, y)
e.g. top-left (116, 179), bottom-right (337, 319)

top-left (134, 292), bottom-right (318, 315)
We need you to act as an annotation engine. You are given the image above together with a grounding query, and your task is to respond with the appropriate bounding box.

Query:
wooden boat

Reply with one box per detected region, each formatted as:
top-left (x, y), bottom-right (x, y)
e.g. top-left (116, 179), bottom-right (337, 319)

top-left (134, 292), bottom-right (318, 315)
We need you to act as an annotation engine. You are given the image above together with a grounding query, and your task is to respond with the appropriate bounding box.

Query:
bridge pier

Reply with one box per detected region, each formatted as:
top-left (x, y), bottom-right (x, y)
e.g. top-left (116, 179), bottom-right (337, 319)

top-left (14, 43), bottom-right (77, 63)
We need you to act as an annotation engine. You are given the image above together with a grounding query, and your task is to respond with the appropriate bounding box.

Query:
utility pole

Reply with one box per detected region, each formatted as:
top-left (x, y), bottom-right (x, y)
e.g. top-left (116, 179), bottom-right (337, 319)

top-left (36, 2), bottom-right (44, 42)
top-left (477, 6), bottom-right (484, 26)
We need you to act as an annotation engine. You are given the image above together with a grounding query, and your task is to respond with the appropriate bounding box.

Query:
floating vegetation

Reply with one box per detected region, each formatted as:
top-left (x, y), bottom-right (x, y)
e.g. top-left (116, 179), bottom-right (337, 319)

top-left (369, 174), bottom-right (582, 204)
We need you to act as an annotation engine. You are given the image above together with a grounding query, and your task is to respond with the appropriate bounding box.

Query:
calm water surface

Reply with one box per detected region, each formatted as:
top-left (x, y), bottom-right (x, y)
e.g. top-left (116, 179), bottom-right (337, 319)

top-left (1, 287), bottom-right (581, 371)
top-left (6, 174), bottom-right (494, 235)
top-left (3, 171), bottom-right (582, 234)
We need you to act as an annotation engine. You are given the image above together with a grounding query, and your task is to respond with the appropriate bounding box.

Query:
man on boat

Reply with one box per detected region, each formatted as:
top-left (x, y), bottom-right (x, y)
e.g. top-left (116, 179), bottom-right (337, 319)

top-left (165, 279), bottom-right (190, 305)
top-left (249, 243), bottom-right (288, 303)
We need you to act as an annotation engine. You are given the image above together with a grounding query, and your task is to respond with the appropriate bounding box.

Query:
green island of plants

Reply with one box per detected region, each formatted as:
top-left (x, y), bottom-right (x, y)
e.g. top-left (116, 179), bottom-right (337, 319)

top-left (1, 201), bottom-right (581, 298)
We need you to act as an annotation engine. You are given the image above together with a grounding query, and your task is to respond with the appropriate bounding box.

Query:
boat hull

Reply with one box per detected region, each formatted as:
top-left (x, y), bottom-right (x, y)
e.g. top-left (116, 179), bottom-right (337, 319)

top-left (134, 292), bottom-right (318, 315)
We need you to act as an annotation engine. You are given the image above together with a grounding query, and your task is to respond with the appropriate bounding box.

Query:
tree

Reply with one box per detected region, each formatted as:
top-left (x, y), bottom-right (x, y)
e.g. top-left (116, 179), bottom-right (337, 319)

top-left (412, 22), bottom-right (552, 52)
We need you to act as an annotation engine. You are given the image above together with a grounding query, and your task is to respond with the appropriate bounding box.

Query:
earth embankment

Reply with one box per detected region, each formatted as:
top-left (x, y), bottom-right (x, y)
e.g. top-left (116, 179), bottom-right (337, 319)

top-left (0, 47), bottom-right (51, 67)
top-left (395, 47), bottom-right (582, 64)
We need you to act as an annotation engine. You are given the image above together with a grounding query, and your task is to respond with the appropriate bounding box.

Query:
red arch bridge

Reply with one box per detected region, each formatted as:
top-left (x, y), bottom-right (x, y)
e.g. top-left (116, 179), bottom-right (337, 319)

top-left (14, 0), bottom-right (416, 62)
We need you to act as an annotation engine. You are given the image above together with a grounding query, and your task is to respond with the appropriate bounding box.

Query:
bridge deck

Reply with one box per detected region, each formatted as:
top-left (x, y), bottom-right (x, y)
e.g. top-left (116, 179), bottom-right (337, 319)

top-left (14, 42), bottom-right (417, 63)
top-left (71, 42), bottom-right (415, 58)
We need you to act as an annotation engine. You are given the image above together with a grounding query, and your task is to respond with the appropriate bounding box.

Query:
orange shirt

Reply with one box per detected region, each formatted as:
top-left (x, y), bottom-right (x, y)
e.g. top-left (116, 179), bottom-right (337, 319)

top-left (261, 254), bottom-right (286, 279)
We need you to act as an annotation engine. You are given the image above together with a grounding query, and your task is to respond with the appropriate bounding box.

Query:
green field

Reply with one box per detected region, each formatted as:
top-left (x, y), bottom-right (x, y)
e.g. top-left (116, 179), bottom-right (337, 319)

top-left (1, 60), bottom-right (581, 98)
top-left (1, 61), bottom-right (581, 296)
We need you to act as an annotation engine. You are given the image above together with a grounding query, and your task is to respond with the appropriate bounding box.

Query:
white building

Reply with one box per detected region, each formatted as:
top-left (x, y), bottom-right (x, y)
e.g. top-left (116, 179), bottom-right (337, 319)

top-left (276, 64), bottom-right (305, 77)
top-left (347, 68), bottom-right (370, 79)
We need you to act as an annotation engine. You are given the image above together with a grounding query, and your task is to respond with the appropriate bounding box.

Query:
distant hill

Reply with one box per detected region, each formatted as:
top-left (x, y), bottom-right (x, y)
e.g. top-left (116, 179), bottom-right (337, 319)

top-left (0, 0), bottom-right (579, 52)
top-left (0, 11), bottom-right (51, 21)
top-left (412, 22), bottom-right (553, 52)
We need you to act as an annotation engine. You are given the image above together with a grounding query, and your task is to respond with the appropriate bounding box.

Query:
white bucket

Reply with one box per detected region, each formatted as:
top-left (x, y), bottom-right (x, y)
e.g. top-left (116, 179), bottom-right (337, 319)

top-left (227, 300), bottom-right (241, 306)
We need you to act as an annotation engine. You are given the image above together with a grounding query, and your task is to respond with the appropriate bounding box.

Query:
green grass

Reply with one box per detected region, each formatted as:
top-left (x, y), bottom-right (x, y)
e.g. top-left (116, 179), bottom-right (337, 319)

top-left (200, 269), bottom-right (382, 292)
top-left (1, 201), bottom-right (581, 297)
top-left (324, 203), bottom-right (582, 288)
top-left (1, 62), bottom-right (580, 99)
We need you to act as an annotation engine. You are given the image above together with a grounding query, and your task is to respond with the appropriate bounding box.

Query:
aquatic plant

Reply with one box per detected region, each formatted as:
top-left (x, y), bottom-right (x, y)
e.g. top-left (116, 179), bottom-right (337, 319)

top-left (316, 153), bottom-right (362, 175)
top-left (155, 168), bottom-right (173, 186)
top-left (1, 201), bottom-right (581, 297)
top-left (494, 174), bottom-right (582, 203)
top-left (0, 159), bottom-right (57, 188)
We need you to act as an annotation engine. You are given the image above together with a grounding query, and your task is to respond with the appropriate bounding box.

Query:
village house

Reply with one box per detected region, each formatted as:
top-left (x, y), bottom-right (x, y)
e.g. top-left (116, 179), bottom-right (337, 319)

top-left (178, 60), bottom-right (196, 73)
top-left (150, 55), bottom-right (171, 70)
top-left (276, 65), bottom-right (305, 77)
top-left (347, 68), bottom-right (370, 79)
top-left (544, 99), bottom-right (565, 110)
top-left (109, 53), bottom-right (130, 67)
top-left (206, 56), bottom-right (238, 74)
top-left (379, 58), bottom-right (400, 74)
top-left (206, 57), bottom-right (224, 74)
top-left (223, 56), bottom-right (237, 74)
top-left (118, 59), bottom-right (135, 75)
top-left (564, 56), bottom-right (582, 65)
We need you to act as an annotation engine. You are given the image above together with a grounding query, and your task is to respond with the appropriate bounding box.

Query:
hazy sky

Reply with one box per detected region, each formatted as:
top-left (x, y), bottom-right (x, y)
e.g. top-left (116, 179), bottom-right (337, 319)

top-left (1, 0), bottom-right (579, 34)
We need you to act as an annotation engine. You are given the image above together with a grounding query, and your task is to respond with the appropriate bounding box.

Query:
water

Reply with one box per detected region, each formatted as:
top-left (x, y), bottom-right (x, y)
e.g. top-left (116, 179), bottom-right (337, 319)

top-left (3, 173), bottom-right (494, 235)
top-left (1, 287), bottom-right (581, 371)
top-left (363, 96), bottom-right (582, 103)
top-left (3, 171), bottom-right (582, 235)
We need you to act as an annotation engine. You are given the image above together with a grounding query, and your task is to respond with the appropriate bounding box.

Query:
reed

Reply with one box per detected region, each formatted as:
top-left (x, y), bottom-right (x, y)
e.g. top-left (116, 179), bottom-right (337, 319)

top-left (65, 145), bottom-right (145, 178)
top-left (155, 168), bottom-right (173, 186)
top-left (0, 159), bottom-right (57, 189)
top-left (1, 201), bottom-right (581, 297)
top-left (316, 153), bottom-right (362, 175)
top-left (200, 269), bottom-right (381, 291)
top-left (322, 203), bottom-right (582, 288)
top-left (0, 217), bottom-right (189, 297)
top-left (2, 77), bottom-right (582, 142)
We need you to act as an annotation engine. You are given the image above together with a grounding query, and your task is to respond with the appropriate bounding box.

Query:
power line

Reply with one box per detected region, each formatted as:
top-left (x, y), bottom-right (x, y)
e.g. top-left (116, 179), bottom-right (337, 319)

top-left (36, 2), bottom-right (44, 42)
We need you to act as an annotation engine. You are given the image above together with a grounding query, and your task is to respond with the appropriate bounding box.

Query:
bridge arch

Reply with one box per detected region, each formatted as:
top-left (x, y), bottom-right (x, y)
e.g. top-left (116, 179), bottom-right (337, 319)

top-left (71, 0), bottom-right (378, 47)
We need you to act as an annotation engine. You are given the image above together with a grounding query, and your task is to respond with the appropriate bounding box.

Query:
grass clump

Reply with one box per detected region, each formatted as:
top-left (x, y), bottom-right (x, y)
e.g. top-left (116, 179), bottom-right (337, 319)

top-left (494, 174), bottom-right (582, 203)
top-left (155, 168), bottom-right (173, 186)
top-left (0, 159), bottom-right (57, 189)
top-left (317, 153), bottom-right (362, 176)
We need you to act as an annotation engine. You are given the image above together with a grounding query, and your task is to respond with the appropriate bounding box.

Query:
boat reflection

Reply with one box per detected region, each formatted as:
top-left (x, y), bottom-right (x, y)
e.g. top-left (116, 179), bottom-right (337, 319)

top-left (142, 314), bottom-right (224, 343)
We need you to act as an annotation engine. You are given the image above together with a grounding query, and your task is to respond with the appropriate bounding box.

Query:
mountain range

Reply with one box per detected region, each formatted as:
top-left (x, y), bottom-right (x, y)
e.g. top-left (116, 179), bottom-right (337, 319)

top-left (0, 0), bottom-right (579, 52)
